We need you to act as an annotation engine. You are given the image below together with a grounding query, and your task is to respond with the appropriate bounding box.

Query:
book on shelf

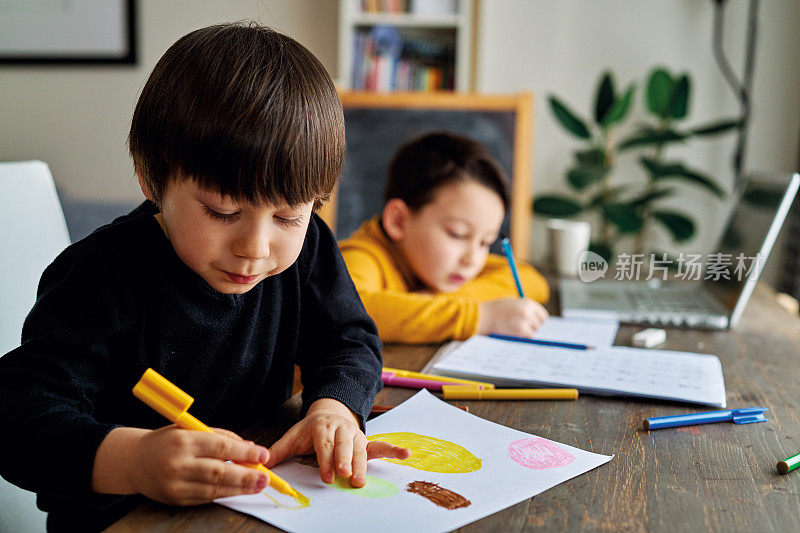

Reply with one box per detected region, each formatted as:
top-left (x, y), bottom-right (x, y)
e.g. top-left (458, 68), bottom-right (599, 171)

top-left (360, 0), bottom-right (457, 15)
top-left (351, 25), bottom-right (455, 92)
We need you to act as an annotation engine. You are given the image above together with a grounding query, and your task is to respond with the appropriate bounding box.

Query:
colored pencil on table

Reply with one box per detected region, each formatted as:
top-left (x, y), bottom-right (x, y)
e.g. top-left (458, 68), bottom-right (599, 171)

top-left (777, 451), bottom-right (800, 474)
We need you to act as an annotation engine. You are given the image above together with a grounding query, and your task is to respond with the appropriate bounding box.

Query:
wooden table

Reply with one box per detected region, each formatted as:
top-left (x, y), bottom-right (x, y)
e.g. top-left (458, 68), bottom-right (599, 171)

top-left (108, 284), bottom-right (800, 531)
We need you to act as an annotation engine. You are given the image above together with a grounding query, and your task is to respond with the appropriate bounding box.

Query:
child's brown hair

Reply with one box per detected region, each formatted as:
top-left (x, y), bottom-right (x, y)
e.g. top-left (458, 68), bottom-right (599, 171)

top-left (129, 22), bottom-right (344, 209)
top-left (383, 132), bottom-right (509, 211)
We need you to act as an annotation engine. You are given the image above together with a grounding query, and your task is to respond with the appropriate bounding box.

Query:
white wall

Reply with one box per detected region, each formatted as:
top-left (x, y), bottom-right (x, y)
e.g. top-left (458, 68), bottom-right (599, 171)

top-left (477, 0), bottom-right (800, 272)
top-left (0, 0), bottom-right (338, 202)
top-left (1, 0), bottom-right (798, 280)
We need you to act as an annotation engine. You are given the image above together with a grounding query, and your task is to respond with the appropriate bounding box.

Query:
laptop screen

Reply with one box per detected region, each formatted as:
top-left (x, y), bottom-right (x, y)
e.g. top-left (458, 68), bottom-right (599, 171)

top-left (704, 174), bottom-right (799, 313)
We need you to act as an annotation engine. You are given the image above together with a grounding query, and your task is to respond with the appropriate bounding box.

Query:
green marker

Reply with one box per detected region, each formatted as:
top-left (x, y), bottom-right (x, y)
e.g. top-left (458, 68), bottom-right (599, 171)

top-left (777, 451), bottom-right (800, 474)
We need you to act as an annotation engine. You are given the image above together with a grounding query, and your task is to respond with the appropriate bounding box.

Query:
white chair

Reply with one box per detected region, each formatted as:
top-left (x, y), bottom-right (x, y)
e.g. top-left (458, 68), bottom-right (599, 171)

top-left (0, 160), bottom-right (70, 532)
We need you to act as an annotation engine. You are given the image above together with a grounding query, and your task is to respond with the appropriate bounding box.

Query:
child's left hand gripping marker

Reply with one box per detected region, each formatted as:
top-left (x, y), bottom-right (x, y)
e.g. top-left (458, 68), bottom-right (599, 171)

top-left (133, 368), bottom-right (309, 507)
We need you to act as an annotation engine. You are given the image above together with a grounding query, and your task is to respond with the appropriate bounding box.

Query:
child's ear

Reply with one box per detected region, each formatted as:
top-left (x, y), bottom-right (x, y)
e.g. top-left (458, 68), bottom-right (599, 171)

top-left (135, 167), bottom-right (155, 202)
top-left (382, 199), bottom-right (411, 241)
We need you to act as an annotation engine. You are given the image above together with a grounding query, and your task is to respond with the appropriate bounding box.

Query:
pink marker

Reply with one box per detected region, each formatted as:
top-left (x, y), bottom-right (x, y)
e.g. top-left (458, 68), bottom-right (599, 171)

top-left (381, 372), bottom-right (464, 391)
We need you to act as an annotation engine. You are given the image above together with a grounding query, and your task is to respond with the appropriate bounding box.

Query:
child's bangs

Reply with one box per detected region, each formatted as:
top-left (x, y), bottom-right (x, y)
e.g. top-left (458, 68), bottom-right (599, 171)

top-left (130, 23), bottom-right (344, 208)
top-left (183, 98), bottom-right (343, 208)
top-left (177, 36), bottom-right (343, 207)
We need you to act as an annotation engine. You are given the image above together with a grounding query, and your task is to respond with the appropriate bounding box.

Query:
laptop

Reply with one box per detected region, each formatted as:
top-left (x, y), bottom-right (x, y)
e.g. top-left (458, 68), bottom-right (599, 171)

top-left (560, 173), bottom-right (800, 329)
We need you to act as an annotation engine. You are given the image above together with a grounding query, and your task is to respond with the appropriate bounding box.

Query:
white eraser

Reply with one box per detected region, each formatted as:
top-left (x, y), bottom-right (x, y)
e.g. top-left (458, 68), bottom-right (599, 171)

top-left (632, 328), bottom-right (666, 348)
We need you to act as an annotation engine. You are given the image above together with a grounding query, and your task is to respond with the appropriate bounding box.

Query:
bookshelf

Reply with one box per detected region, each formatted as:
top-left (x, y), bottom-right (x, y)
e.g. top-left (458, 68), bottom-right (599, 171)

top-left (338, 0), bottom-right (474, 92)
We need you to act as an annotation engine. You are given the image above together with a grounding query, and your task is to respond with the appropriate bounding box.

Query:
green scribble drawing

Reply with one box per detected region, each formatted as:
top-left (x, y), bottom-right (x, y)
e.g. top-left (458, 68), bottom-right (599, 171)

top-left (332, 475), bottom-right (399, 498)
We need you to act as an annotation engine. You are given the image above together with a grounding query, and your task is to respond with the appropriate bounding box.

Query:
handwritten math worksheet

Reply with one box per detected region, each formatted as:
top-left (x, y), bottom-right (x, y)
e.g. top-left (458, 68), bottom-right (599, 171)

top-left (216, 390), bottom-right (612, 532)
top-left (432, 335), bottom-right (727, 407)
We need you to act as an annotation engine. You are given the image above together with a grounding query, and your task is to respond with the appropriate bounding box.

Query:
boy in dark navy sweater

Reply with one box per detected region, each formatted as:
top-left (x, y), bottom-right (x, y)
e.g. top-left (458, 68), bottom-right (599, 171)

top-left (0, 23), bottom-right (407, 531)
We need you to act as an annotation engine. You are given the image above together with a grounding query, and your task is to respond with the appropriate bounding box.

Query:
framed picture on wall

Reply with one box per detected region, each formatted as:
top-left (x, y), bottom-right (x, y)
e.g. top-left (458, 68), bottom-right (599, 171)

top-left (0, 0), bottom-right (136, 65)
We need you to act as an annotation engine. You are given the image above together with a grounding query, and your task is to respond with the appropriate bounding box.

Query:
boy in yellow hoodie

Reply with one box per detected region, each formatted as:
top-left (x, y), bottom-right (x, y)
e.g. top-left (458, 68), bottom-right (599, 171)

top-left (340, 132), bottom-right (550, 344)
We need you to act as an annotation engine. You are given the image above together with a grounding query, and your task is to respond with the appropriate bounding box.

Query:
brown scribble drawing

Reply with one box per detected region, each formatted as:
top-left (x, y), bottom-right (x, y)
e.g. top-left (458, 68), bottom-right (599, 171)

top-left (406, 481), bottom-right (471, 510)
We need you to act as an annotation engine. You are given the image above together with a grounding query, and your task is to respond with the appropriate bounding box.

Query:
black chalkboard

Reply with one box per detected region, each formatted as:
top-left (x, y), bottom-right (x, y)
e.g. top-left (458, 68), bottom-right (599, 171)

top-left (326, 92), bottom-right (532, 257)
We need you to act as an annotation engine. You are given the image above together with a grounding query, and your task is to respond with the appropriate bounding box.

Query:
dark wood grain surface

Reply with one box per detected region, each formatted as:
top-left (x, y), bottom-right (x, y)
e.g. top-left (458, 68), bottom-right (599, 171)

top-left (106, 284), bottom-right (800, 532)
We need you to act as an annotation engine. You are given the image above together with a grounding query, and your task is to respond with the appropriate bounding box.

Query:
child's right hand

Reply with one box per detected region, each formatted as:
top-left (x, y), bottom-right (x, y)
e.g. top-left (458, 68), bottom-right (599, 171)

top-left (477, 297), bottom-right (549, 337)
top-left (94, 426), bottom-right (270, 505)
top-left (131, 426), bottom-right (270, 505)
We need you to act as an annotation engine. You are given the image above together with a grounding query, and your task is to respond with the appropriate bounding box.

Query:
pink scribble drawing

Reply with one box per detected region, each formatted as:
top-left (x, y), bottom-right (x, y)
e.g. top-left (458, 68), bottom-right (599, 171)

top-left (508, 437), bottom-right (575, 470)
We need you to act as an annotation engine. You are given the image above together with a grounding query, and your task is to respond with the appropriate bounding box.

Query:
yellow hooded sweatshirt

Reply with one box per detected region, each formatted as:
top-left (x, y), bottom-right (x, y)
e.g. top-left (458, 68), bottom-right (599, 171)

top-left (339, 217), bottom-right (550, 343)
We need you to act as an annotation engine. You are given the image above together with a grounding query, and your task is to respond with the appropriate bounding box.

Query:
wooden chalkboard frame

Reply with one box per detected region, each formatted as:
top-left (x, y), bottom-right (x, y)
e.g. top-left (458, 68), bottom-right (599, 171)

top-left (320, 91), bottom-right (533, 259)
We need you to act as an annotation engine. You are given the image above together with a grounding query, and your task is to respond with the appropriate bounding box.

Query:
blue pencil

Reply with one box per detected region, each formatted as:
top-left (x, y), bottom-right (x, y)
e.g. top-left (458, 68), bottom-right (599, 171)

top-left (500, 236), bottom-right (525, 298)
top-left (488, 332), bottom-right (593, 351)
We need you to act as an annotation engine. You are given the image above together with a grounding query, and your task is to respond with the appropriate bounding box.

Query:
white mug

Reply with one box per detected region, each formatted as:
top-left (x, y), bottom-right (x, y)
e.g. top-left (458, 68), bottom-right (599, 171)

top-left (547, 219), bottom-right (591, 277)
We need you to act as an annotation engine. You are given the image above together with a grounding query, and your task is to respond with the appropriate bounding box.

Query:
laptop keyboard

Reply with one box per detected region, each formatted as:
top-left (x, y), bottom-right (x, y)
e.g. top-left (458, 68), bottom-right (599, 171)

top-left (626, 287), bottom-right (708, 313)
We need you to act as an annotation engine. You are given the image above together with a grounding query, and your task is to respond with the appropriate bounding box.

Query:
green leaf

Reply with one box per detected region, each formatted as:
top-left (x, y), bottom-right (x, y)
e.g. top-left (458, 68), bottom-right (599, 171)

top-left (589, 241), bottom-right (613, 263)
top-left (618, 127), bottom-right (687, 151)
top-left (533, 195), bottom-right (583, 217)
top-left (743, 187), bottom-right (785, 208)
top-left (567, 165), bottom-right (606, 191)
top-left (629, 187), bottom-right (676, 207)
top-left (670, 74), bottom-right (690, 119)
top-left (652, 210), bottom-right (695, 241)
top-left (594, 72), bottom-right (615, 124)
top-left (601, 83), bottom-right (636, 127)
top-left (646, 68), bottom-right (673, 118)
top-left (601, 203), bottom-right (642, 233)
top-left (548, 95), bottom-right (591, 139)
top-left (587, 185), bottom-right (629, 208)
top-left (691, 118), bottom-right (742, 136)
top-left (575, 148), bottom-right (605, 167)
top-left (639, 157), bottom-right (726, 197)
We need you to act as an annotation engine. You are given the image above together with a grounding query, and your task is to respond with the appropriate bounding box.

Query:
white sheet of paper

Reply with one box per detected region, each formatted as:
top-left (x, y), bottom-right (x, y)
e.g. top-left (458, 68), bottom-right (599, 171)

top-left (432, 336), bottom-right (727, 407)
top-left (533, 316), bottom-right (619, 347)
top-left (216, 390), bottom-right (612, 532)
top-left (422, 316), bottom-right (619, 374)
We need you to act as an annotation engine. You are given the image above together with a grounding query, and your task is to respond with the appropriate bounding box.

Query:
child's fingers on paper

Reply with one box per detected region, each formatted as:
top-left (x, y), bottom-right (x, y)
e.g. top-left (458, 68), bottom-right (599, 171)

top-left (333, 427), bottom-right (355, 478)
top-left (522, 300), bottom-right (547, 332)
top-left (312, 428), bottom-right (336, 484)
top-left (192, 432), bottom-right (268, 465)
top-left (348, 433), bottom-right (369, 487)
top-left (265, 428), bottom-right (307, 468)
top-left (366, 440), bottom-right (411, 460)
top-left (533, 303), bottom-right (549, 322)
top-left (187, 458), bottom-right (268, 492)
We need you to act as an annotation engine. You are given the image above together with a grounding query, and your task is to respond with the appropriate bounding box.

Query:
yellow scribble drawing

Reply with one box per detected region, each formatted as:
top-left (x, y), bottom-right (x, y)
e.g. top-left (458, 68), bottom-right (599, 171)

top-left (260, 487), bottom-right (310, 509)
top-left (367, 432), bottom-right (482, 473)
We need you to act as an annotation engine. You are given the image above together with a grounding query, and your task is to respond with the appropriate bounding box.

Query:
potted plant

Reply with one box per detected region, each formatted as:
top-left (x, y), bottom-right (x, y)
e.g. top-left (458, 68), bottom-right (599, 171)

top-left (534, 67), bottom-right (741, 262)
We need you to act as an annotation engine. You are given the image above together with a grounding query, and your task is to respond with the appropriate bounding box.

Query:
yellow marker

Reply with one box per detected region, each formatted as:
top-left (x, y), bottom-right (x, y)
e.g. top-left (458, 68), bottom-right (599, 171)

top-left (441, 385), bottom-right (578, 400)
top-left (382, 367), bottom-right (495, 389)
top-left (133, 368), bottom-right (308, 506)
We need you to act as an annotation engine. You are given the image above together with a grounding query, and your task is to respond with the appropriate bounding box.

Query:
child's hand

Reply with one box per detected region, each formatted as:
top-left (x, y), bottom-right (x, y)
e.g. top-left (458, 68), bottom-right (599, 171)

top-left (477, 297), bottom-right (549, 337)
top-left (122, 425), bottom-right (270, 505)
top-left (266, 398), bottom-right (410, 487)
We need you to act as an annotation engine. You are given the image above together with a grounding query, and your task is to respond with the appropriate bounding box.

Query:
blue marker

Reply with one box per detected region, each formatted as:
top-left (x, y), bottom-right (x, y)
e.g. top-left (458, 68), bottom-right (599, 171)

top-left (500, 236), bottom-right (524, 298)
top-left (643, 407), bottom-right (769, 430)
